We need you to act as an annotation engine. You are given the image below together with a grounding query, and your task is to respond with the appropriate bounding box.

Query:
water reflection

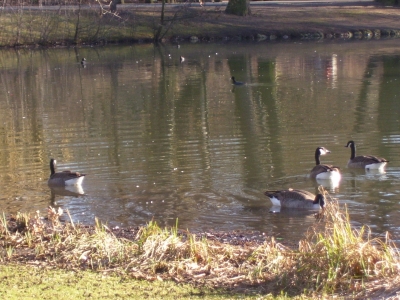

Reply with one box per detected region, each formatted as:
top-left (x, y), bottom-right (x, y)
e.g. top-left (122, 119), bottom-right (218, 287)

top-left (314, 178), bottom-right (340, 193)
top-left (269, 206), bottom-right (319, 218)
top-left (0, 40), bottom-right (399, 244)
top-left (50, 185), bottom-right (85, 205)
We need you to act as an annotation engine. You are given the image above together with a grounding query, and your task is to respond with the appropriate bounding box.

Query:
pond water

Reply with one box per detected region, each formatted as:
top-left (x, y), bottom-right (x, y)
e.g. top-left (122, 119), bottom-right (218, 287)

top-left (1, 39), bottom-right (400, 244)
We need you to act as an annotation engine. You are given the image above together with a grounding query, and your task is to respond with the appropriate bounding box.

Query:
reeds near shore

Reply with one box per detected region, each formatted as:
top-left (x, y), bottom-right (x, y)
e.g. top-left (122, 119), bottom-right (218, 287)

top-left (0, 193), bottom-right (399, 298)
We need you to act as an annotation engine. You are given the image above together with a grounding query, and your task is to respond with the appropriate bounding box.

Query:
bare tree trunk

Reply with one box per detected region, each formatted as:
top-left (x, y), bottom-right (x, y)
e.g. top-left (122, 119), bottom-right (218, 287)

top-left (74, 0), bottom-right (82, 43)
top-left (154, 0), bottom-right (165, 44)
top-left (109, 0), bottom-right (118, 13)
top-left (225, 0), bottom-right (251, 16)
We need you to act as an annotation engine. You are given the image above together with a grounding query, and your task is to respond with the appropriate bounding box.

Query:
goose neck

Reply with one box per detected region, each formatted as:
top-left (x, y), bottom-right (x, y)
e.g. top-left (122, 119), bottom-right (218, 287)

top-left (50, 160), bottom-right (56, 175)
top-left (350, 143), bottom-right (356, 159)
top-left (315, 148), bottom-right (321, 165)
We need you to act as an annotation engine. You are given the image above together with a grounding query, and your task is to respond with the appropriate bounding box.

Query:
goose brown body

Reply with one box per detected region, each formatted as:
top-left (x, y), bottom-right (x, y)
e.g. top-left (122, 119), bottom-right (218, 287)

top-left (264, 189), bottom-right (325, 210)
top-left (345, 140), bottom-right (388, 170)
top-left (48, 159), bottom-right (86, 186)
top-left (310, 147), bottom-right (341, 180)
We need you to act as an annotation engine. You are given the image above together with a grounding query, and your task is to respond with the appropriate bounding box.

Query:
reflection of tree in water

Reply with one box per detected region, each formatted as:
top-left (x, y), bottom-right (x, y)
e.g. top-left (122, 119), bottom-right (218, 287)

top-left (377, 55), bottom-right (400, 158)
top-left (341, 170), bottom-right (398, 240)
top-left (352, 56), bottom-right (380, 134)
top-left (227, 54), bottom-right (283, 190)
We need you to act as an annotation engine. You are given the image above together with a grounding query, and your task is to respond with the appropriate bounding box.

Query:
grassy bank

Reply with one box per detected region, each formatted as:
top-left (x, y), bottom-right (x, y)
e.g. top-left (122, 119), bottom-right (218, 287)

top-left (2, 3), bottom-right (400, 47)
top-left (0, 191), bottom-right (399, 298)
top-left (0, 4), bottom-right (205, 46)
top-left (0, 265), bottom-right (234, 299)
top-left (0, 7), bottom-right (143, 46)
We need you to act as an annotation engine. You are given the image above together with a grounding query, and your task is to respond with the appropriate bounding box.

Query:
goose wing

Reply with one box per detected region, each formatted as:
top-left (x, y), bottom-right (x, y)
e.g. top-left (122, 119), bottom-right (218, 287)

top-left (264, 189), bottom-right (315, 201)
top-left (351, 155), bottom-right (388, 165)
top-left (264, 189), bottom-right (319, 208)
top-left (310, 164), bottom-right (340, 178)
top-left (362, 155), bottom-right (388, 163)
top-left (49, 170), bottom-right (86, 186)
top-left (280, 190), bottom-right (317, 208)
top-left (61, 170), bottom-right (85, 178)
top-left (50, 170), bottom-right (85, 180)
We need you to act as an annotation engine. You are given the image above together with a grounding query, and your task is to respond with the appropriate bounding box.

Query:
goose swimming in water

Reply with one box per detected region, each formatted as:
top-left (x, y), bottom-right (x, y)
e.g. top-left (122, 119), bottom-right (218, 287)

top-left (310, 146), bottom-right (341, 181)
top-left (48, 159), bottom-right (86, 186)
top-left (264, 189), bottom-right (325, 210)
top-left (345, 140), bottom-right (388, 170)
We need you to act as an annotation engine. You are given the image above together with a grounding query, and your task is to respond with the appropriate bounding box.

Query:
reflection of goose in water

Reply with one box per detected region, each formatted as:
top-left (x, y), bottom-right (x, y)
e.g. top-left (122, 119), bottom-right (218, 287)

top-left (48, 159), bottom-right (86, 186)
top-left (50, 185), bottom-right (85, 204)
top-left (264, 189), bottom-right (325, 210)
top-left (315, 177), bottom-right (340, 192)
top-left (269, 205), bottom-right (324, 217)
top-left (51, 185), bottom-right (85, 196)
top-left (345, 140), bottom-right (388, 171)
top-left (365, 168), bottom-right (387, 176)
top-left (310, 146), bottom-right (341, 181)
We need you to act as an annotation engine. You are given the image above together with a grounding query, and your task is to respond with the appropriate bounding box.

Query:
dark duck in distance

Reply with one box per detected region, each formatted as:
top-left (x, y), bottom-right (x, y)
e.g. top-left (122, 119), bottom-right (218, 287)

top-left (48, 158), bottom-right (86, 186)
top-left (81, 58), bottom-right (86, 67)
top-left (231, 76), bottom-right (244, 85)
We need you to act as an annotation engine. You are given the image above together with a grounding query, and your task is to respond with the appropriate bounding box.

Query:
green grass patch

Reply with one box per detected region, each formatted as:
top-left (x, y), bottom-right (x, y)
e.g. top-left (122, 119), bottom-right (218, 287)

top-left (0, 264), bottom-right (229, 299)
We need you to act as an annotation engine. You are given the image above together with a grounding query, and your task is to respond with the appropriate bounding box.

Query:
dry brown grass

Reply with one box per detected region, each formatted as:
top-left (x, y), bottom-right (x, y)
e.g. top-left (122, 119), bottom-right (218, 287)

top-left (0, 190), bottom-right (399, 298)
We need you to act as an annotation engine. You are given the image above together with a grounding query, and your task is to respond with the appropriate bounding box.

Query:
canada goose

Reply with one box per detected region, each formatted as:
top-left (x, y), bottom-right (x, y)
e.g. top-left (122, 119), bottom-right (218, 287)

top-left (180, 56), bottom-right (185, 62)
top-left (81, 58), bottom-right (86, 64)
top-left (310, 147), bottom-right (341, 180)
top-left (345, 140), bottom-right (388, 170)
top-left (48, 159), bottom-right (86, 186)
top-left (264, 189), bottom-right (325, 210)
top-left (231, 76), bottom-right (244, 86)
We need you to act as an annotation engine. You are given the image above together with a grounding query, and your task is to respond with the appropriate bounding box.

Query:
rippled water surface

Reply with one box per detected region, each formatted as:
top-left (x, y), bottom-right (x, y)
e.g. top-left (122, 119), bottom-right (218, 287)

top-left (1, 39), bottom-right (400, 244)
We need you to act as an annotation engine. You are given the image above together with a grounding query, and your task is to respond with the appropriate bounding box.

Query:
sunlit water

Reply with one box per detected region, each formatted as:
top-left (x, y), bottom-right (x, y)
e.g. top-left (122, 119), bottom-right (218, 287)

top-left (1, 39), bottom-right (400, 245)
